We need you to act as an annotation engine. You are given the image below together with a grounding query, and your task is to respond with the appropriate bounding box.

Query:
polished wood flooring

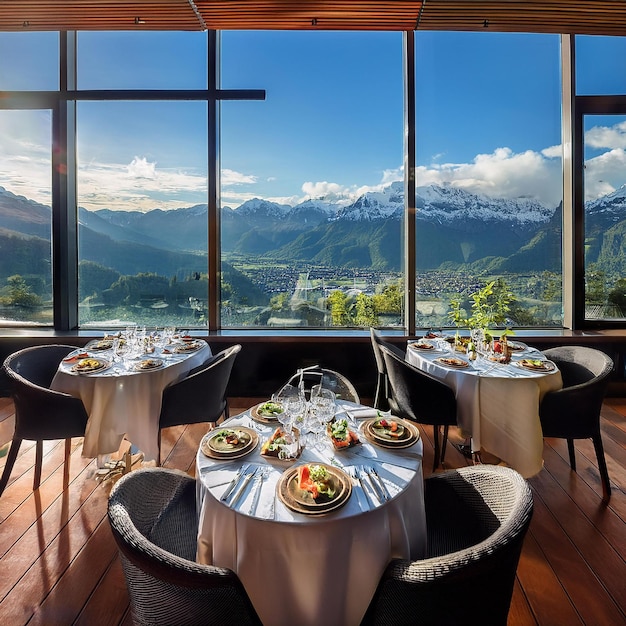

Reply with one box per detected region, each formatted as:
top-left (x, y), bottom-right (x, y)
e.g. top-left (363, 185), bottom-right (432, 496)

top-left (0, 395), bottom-right (624, 626)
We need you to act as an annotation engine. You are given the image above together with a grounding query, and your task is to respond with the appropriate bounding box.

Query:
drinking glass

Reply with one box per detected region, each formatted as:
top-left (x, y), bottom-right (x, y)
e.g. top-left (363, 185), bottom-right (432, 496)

top-left (272, 384), bottom-right (305, 433)
top-left (308, 385), bottom-right (336, 448)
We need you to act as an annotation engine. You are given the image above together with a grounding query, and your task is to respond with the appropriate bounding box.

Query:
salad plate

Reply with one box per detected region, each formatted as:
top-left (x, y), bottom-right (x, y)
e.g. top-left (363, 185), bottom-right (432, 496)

top-left (201, 427), bottom-right (259, 460)
top-left (251, 401), bottom-right (284, 423)
top-left (362, 417), bottom-right (420, 449)
top-left (408, 340), bottom-right (436, 352)
top-left (277, 463), bottom-right (351, 515)
top-left (86, 339), bottom-right (114, 351)
top-left (71, 357), bottom-right (111, 374)
top-left (516, 359), bottom-right (556, 372)
top-left (173, 341), bottom-right (203, 353)
top-left (506, 340), bottom-right (528, 352)
top-left (133, 358), bottom-right (164, 371)
top-left (435, 356), bottom-right (469, 369)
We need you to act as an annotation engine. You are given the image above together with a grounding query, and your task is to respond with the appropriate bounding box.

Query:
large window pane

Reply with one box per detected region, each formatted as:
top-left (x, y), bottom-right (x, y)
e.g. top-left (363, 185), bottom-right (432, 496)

top-left (583, 114), bottom-right (626, 321)
top-left (220, 31), bottom-right (404, 328)
top-left (0, 110), bottom-right (53, 326)
top-left (576, 36), bottom-right (626, 96)
top-left (77, 101), bottom-right (208, 329)
top-left (77, 31), bottom-right (207, 89)
top-left (0, 32), bottom-right (58, 90)
top-left (414, 32), bottom-right (563, 330)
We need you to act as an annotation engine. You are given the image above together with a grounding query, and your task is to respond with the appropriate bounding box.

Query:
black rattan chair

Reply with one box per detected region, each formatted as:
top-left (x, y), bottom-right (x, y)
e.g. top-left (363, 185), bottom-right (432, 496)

top-left (379, 343), bottom-right (457, 471)
top-left (361, 465), bottom-right (534, 626)
top-left (540, 345), bottom-right (614, 500)
top-left (108, 467), bottom-right (262, 626)
top-left (370, 327), bottom-right (391, 411)
top-left (158, 344), bottom-right (241, 465)
top-left (0, 344), bottom-right (88, 497)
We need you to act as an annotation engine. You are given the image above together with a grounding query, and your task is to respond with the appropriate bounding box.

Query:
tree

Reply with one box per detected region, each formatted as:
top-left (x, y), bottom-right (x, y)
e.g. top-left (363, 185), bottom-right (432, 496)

top-left (327, 290), bottom-right (351, 326)
top-left (0, 275), bottom-right (42, 307)
top-left (354, 292), bottom-right (379, 327)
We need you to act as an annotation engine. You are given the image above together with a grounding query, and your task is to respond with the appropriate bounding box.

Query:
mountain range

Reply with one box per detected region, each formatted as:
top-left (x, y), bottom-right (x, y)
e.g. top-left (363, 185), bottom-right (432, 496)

top-left (2, 180), bottom-right (626, 281)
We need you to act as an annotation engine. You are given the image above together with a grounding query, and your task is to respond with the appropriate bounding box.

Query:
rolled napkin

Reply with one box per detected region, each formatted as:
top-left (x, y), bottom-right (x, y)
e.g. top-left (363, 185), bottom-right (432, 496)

top-left (348, 407), bottom-right (386, 419)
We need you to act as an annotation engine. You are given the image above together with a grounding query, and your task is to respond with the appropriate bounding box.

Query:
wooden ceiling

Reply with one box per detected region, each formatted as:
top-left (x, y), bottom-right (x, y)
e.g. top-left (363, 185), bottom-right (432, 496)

top-left (0, 1), bottom-right (625, 35)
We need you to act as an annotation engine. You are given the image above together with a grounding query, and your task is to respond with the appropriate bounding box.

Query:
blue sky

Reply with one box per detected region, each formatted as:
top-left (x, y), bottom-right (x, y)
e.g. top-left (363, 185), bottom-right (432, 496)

top-left (1, 30), bottom-right (626, 213)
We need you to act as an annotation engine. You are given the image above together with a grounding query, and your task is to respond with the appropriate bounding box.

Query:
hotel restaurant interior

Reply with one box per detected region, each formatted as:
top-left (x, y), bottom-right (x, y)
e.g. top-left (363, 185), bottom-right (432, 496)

top-left (0, 1), bottom-right (624, 625)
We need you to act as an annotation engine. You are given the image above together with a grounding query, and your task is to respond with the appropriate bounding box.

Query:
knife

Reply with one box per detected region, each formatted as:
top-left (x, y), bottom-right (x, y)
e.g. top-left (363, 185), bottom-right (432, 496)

top-left (220, 463), bottom-right (248, 502)
top-left (362, 466), bottom-right (386, 503)
top-left (228, 468), bottom-right (257, 508)
top-left (369, 466), bottom-right (391, 501)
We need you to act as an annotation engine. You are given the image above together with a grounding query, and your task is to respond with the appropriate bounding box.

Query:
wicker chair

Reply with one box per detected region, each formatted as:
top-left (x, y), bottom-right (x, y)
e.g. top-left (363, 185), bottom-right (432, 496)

top-left (158, 344), bottom-right (241, 464)
top-left (284, 364), bottom-right (360, 403)
top-left (361, 465), bottom-right (534, 626)
top-left (1, 344), bottom-right (88, 497)
top-left (540, 346), bottom-right (614, 500)
top-left (108, 467), bottom-right (262, 626)
top-left (379, 343), bottom-right (457, 471)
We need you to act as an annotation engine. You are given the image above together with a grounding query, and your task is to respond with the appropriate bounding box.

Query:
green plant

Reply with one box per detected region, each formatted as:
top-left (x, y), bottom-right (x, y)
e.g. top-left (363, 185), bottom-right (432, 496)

top-left (448, 279), bottom-right (514, 336)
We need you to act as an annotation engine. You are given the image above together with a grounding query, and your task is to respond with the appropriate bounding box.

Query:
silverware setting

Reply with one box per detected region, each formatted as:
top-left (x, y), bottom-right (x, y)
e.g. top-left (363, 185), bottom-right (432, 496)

top-left (346, 466), bottom-right (372, 510)
top-left (220, 463), bottom-right (249, 502)
top-left (360, 466), bottom-right (387, 503)
top-left (228, 467), bottom-right (258, 508)
top-left (249, 467), bottom-right (270, 516)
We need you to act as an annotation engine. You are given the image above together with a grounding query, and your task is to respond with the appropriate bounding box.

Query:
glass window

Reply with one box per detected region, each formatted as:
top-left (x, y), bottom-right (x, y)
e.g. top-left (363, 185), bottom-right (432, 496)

top-left (0, 32), bottom-right (58, 90)
top-left (583, 113), bottom-right (626, 321)
top-left (77, 31), bottom-right (208, 89)
top-left (220, 31), bottom-right (404, 328)
top-left (76, 100), bottom-right (208, 329)
top-left (414, 31), bottom-right (563, 330)
top-left (576, 36), bottom-right (626, 96)
top-left (0, 109), bottom-right (53, 326)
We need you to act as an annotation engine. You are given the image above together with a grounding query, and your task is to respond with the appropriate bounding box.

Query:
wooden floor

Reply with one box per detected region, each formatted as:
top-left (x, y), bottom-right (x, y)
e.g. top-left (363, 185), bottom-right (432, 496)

top-left (0, 396), bottom-right (624, 626)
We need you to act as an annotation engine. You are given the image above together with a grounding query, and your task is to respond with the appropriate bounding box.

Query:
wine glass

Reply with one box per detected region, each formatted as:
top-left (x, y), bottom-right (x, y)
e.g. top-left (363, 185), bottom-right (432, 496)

top-left (272, 384), bottom-right (305, 433)
top-left (308, 385), bottom-right (336, 448)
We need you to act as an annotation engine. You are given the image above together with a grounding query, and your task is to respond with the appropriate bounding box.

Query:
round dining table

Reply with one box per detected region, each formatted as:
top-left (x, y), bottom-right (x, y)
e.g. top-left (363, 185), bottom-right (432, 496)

top-left (51, 339), bottom-right (211, 461)
top-left (406, 340), bottom-right (563, 477)
top-left (196, 403), bottom-right (426, 626)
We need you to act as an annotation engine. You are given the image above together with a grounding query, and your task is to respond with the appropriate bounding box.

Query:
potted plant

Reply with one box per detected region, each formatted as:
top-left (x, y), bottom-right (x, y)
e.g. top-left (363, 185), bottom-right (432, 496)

top-left (448, 279), bottom-right (514, 356)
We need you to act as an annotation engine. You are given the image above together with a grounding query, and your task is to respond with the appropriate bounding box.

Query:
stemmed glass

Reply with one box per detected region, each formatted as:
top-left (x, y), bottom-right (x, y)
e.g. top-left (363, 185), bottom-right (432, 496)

top-left (308, 385), bottom-right (336, 449)
top-left (272, 384), bottom-right (306, 433)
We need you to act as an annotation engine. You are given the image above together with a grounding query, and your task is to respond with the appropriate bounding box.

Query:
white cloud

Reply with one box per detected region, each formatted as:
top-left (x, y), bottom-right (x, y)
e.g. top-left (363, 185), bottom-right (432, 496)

top-left (585, 121), bottom-right (626, 150)
top-left (222, 168), bottom-right (257, 186)
top-left (415, 147), bottom-right (562, 207)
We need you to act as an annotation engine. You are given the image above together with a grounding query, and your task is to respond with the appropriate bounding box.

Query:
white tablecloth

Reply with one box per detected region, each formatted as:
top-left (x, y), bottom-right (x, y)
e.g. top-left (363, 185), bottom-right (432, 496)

top-left (196, 404), bottom-right (426, 626)
top-left (51, 341), bottom-right (211, 460)
top-left (406, 342), bottom-right (562, 477)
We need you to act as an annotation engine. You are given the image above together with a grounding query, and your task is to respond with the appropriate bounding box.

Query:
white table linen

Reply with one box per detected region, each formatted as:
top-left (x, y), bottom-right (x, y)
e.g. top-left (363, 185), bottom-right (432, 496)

top-left (196, 404), bottom-right (426, 626)
top-left (51, 341), bottom-right (211, 460)
top-left (406, 342), bottom-right (562, 477)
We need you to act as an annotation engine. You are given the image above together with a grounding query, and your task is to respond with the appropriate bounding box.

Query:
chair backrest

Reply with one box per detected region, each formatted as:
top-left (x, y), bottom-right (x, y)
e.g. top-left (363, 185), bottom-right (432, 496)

top-left (159, 344), bottom-right (241, 429)
top-left (284, 365), bottom-right (360, 403)
top-left (108, 467), bottom-right (262, 626)
top-left (3, 344), bottom-right (89, 440)
top-left (542, 345), bottom-right (613, 387)
top-left (370, 328), bottom-right (392, 410)
top-left (539, 346), bottom-right (613, 438)
top-left (379, 343), bottom-right (457, 426)
top-left (361, 465), bottom-right (534, 626)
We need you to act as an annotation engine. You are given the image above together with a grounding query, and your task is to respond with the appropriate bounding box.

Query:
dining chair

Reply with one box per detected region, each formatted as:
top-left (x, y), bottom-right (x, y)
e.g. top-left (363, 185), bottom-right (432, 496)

top-left (284, 364), bottom-right (360, 403)
top-left (0, 344), bottom-right (89, 497)
top-left (361, 465), bottom-right (534, 626)
top-left (108, 466), bottom-right (262, 626)
top-left (158, 343), bottom-right (241, 465)
top-left (539, 345), bottom-right (614, 500)
top-left (379, 343), bottom-right (457, 471)
top-left (370, 327), bottom-right (390, 411)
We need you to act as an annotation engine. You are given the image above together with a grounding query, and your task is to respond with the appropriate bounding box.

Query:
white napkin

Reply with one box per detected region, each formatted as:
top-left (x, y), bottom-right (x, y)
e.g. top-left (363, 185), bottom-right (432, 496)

top-left (348, 408), bottom-right (382, 419)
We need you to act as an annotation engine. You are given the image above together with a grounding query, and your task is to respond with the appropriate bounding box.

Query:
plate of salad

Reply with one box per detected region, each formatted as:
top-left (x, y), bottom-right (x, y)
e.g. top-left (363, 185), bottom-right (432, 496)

top-left (327, 417), bottom-right (360, 450)
top-left (251, 401), bottom-right (284, 423)
top-left (277, 463), bottom-right (351, 515)
top-left (201, 427), bottom-right (258, 459)
top-left (363, 416), bottom-right (420, 449)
